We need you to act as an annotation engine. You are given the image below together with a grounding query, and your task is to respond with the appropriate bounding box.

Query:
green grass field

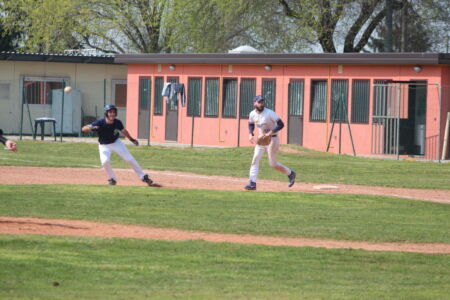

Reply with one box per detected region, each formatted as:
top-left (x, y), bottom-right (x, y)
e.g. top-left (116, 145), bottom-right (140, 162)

top-left (0, 140), bottom-right (449, 189)
top-left (1, 140), bottom-right (449, 299)
top-left (1, 185), bottom-right (449, 243)
top-left (1, 235), bottom-right (449, 300)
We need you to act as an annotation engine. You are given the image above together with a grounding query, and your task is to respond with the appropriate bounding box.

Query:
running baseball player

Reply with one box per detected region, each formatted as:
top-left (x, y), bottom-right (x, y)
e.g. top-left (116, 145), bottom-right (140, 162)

top-left (81, 104), bottom-right (153, 186)
top-left (245, 95), bottom-right (296, 190)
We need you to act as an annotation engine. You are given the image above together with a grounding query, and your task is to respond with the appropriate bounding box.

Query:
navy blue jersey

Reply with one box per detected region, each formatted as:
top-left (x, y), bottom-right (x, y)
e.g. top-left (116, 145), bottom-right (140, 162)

top-left (90, 118), bottom-right (124, 145)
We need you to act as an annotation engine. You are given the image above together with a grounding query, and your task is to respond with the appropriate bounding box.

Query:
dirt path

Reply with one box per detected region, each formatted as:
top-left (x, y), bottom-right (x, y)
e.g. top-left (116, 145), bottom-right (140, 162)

top-left (1, 217), bottom-right (449, 254)
top-left (0, 166), bottom-right (449, 204)
top-left (1, 166), bottom-right (449, 254)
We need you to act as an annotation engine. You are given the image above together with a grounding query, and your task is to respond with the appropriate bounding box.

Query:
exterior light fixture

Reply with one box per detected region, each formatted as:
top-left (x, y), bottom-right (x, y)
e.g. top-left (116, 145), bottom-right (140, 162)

top-left (169, 64), bottom-right (176, 71)
top-left (264, 65), bottom-right (272, 71)
top-left (413, 66), bottom-right (422, 73)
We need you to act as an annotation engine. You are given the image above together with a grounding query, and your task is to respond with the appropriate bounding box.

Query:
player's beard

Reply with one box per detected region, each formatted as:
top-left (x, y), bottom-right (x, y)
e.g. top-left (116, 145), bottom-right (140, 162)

top-left (255, 106), bottom-right (264, 112)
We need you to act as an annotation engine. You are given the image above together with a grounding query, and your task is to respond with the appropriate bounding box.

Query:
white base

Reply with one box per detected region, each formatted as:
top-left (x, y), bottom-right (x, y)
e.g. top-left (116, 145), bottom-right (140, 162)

top-left (313, 185), bottom-right (339, 190)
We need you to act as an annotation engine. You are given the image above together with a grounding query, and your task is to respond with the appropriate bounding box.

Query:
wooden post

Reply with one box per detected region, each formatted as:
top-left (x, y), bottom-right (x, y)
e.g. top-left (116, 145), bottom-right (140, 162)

top-left (441, 112), bottom-right (450, 160)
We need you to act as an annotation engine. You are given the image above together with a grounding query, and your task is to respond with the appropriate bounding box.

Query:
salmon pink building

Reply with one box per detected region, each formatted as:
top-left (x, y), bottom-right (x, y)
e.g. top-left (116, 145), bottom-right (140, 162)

top-left (115, 53), bottom-right (450, 160)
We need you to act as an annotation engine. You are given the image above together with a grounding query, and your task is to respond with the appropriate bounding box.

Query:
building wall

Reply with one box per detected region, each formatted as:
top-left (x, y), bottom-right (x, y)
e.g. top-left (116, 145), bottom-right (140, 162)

top-left (441, 66), bottom-right (450, 159)
top-left (0, 61), bottom-right (127, 134)
top-left (125, 63), bottom-right (446, 158)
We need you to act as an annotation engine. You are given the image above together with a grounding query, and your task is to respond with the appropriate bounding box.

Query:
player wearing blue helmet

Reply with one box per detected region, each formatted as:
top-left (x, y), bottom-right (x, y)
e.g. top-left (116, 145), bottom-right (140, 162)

top-left (82, 104), bottom-right (153, 186)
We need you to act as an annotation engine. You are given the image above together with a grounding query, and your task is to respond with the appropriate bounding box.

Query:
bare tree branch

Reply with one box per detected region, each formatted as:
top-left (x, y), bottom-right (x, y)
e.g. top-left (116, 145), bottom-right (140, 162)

top-left (344, 0), bottom-right (382, 52)
top-left (353, 0), bottom-right (403, 52)
top-left (83, 35), bottom-right (124, 54)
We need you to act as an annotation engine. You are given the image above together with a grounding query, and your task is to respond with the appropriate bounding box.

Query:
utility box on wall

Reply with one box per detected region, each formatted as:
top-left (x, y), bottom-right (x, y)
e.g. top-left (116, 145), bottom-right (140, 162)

top-left (52, 89), bottom-right (82, 136)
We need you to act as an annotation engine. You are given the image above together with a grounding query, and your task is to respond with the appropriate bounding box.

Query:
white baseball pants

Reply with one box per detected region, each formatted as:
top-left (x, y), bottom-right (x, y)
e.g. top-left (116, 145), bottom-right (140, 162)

top-left (249, 136), bottom-right (291, 183)
top-left (98, 139), bottom-right (145, 180)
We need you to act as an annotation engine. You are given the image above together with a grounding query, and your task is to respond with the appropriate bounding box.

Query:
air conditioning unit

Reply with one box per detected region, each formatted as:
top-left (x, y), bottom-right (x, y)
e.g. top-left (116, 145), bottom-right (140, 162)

top-left (52, 89), bottom-right (82, 136)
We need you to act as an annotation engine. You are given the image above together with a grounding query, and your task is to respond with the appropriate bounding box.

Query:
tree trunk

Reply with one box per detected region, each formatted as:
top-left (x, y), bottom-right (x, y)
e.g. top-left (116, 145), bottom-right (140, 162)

top-left (400, 0), bottom-right (406, 52)
top-left (384, 0), bottom-right (393, 52)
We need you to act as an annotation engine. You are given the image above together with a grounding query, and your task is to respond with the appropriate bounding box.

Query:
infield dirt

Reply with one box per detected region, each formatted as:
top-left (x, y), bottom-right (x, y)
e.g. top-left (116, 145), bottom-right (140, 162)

top-left (1, 166), bottom-right (449, 253)
top-left (1, 217), bottom-right (450, 254)
top-left (1, 166), bottom-right (449, 204)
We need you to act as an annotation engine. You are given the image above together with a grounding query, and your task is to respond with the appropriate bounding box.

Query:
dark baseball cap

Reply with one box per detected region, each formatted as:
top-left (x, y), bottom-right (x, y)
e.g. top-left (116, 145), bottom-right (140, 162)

top-left (253, 95), bottom-right (265, 102)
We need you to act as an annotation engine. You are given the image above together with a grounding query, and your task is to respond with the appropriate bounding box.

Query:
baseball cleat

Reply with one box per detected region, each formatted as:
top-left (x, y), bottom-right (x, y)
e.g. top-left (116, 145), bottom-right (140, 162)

top-left (288, 171), bottom-right (296, 187)
top-left (142, 174), bottom-right (153, 186)
top-left (108, 178), bottom-right (117, 186)
top-left (244, 181), bottom-right (256, 190)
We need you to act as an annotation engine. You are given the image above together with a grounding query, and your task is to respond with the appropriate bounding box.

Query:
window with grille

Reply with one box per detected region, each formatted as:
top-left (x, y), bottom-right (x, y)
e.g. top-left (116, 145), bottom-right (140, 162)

top-left (351, 79), bottom-right (370, 123)
top-left (139, 77), bottom-right (151, 110)
top-left (222, 78), bottom-right (237, 118)
top-left (239, 78), bottom-right (256, 118)
top-left (310, 80), bottom-right (327, 122)
top-left (373, 79), bottom-right (391, 124)
top-left (330, 79), bottom-right (349, 122)
top-left (262, 78), bottom-right (276, 110)
top-left (288, 79), bottom-right (304, 116)
top-left (23, 77), bottom-right (68, 104)
top-left (187, 78), bottom-right (202, 116)
top-left (204, 78), bottom-right (219, 117)
top-left (154, 77), bottom-right (163, 115)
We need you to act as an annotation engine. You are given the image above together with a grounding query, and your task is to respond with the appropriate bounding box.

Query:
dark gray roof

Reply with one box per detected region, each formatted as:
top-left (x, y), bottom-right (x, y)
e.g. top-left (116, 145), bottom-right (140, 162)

top-left (0, 51), bottom-right (117, 64)
top-left (115, 53), bottom-right (450, 65)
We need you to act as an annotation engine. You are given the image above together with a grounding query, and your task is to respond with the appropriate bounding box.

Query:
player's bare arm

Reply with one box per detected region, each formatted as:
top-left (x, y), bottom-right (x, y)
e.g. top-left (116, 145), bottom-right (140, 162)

top-left (0, 129), bottom-right (17, 152)
top-left (121, 129), bottom-right (139, 146)
top-left (81, 124), bottom-right (99, 132)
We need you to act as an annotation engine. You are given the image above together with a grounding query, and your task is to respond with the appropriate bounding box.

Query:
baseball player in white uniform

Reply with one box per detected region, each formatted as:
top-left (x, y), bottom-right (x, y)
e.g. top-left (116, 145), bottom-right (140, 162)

top-left (245, 95), bottom-right (296, 190)
top-left (82, 104), bottom-right (153, 186)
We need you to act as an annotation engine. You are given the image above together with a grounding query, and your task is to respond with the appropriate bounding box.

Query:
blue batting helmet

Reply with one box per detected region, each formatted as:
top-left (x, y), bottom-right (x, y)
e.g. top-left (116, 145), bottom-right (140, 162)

top-left (253, 95), bottom-right (265, 102)
top-left (104, 104), bottom-right (117, 116)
